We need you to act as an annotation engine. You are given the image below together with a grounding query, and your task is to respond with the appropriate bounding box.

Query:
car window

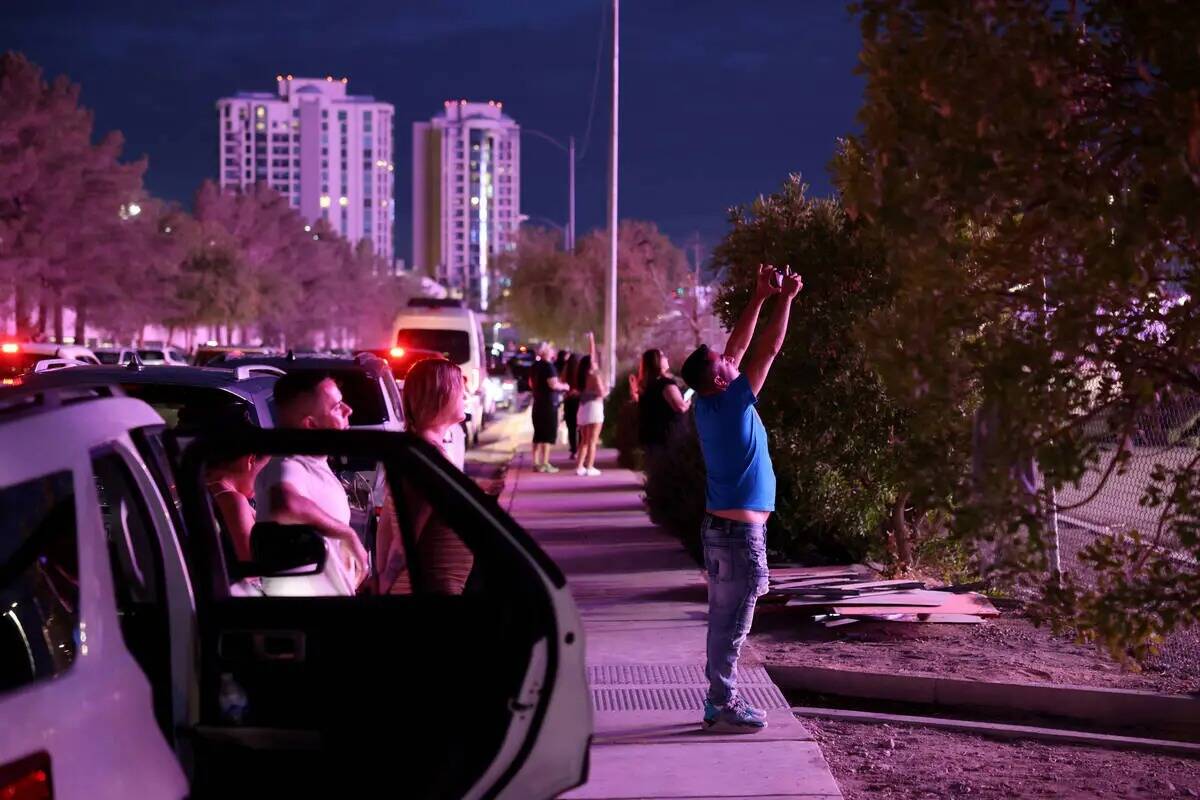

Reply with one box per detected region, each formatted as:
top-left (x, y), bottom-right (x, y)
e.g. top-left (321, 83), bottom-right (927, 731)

top-left (96, 352), bottom-right (122, 365)
top-left (395, 329), bottom-right (471, 364)
top-left (273, 369), bottom-right (388, 426)
top-left (120, 384), bottom-right (256, 430)
top-left (138, 350), bottom-right (166, 361)
top-left (93, 451), bottom-right (165, 608)
top-left (0, 471), bottom-right (79, 694)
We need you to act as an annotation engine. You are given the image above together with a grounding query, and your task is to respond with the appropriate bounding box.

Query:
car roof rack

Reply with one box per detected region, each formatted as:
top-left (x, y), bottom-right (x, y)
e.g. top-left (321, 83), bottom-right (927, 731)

top-left (32, 358), bottom-right (85, 373)
top-left (0, 383), bottom-right (125, 420)
top-left (233, 364), bottom-right (287, 380)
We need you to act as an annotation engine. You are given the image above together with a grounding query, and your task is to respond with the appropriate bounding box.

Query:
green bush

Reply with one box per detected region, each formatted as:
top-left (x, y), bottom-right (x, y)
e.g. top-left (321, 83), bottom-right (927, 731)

top-left (642, 413), bottom-right (706, 563)
top-left (601, 369), bottom-right (641, 469)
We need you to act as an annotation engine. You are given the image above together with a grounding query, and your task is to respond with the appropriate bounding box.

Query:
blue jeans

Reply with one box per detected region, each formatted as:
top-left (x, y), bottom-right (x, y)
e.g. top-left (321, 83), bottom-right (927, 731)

top-left (702, 514), bottom-right (769, 706)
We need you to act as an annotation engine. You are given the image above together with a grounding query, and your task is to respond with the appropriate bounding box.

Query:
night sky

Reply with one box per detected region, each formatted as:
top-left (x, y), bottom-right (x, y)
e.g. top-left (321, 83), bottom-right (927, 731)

top-left (5, 1), bottom-right (864, 263)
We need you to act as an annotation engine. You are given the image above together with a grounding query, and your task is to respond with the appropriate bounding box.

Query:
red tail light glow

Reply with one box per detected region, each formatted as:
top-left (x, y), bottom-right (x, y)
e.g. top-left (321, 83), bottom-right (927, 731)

top-left (0, 751), bottom-right (53, 800)
top-left (390, 347), bottom-right (405, 359)
top-left (1, 343), bottom-right (19, 354)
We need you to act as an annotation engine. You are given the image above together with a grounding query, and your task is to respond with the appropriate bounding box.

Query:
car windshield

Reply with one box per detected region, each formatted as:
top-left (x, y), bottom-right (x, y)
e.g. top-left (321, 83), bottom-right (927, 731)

top-left (119, 384), bottom-right (257, 430)
top-left (395, 329), bottom-right (470, 365)
top-left (95, 352), bottom-right (122, 365)
top-left (138, 350), bottom-right (166, 361)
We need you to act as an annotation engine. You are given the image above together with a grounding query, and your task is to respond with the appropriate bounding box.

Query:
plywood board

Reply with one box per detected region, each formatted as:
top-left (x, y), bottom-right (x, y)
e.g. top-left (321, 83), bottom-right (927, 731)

top-left (834, 593), bottom-right (999, 617)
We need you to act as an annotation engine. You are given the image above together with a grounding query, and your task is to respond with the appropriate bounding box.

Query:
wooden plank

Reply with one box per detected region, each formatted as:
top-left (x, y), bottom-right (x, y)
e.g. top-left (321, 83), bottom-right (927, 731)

top-left (824, 579), bottom-right (925, 592)
top-left (834, 593), bottom-right (999, 617)
top-left (828, 590), bottom-right (952, 607)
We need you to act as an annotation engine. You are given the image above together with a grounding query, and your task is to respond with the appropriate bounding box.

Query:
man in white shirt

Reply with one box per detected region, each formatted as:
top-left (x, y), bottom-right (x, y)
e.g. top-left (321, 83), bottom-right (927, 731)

top-left (255, 371), bottom-right (369, 596)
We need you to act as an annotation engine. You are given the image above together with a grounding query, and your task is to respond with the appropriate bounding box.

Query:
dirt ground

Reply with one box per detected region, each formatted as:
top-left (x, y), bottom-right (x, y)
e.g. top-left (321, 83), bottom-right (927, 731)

top-left (808, 717), bottom-right (1200, 800)
top-left (750, 604), bottom-right (1200, 696)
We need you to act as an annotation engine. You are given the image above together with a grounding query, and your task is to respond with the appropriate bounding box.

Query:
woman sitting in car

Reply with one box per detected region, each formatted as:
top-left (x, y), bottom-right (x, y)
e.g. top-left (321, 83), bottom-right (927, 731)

top-left (375, 358), bottom-right (474, 595)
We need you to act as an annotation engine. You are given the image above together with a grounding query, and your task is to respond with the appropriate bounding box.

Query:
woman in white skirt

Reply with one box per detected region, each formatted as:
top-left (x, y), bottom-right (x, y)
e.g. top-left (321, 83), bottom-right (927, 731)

top-left (574, 332), bottom-right (608, 476)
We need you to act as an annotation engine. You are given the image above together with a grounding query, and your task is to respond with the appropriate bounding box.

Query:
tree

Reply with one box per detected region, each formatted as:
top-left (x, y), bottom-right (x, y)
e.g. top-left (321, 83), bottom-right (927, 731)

top-left (0, 52), bottom-right (148, 339)
top-left (499, 221), bottom-right (694, 364)
top-left (838, 0), bottom-right (1200, 657)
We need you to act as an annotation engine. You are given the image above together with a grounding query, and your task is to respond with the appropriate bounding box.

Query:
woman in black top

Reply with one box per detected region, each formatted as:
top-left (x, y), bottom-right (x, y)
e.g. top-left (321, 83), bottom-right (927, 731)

top-left (637, 348), bottom-right (690, 460)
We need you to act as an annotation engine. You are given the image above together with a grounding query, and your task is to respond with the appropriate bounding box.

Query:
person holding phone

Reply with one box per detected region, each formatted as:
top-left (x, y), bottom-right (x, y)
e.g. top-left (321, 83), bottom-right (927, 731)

top-left (680, 263), bottom-right (803, 733)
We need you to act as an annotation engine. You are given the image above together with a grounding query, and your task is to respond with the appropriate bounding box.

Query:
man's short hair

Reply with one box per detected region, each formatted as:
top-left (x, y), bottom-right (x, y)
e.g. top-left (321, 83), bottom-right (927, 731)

top-left (680, 344), bottom-right (713, 392)
top-left (272, 370), bottom-right (332, 415)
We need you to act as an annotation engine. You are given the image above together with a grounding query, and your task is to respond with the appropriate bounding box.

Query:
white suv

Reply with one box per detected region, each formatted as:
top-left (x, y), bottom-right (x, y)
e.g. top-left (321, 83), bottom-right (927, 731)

top-left (0, 385), bottom-right (590, 799)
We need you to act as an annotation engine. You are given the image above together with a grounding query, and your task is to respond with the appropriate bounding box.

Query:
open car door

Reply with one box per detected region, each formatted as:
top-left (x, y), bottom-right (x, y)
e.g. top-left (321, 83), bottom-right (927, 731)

top-left (174, 428), bottom-right (590, 799)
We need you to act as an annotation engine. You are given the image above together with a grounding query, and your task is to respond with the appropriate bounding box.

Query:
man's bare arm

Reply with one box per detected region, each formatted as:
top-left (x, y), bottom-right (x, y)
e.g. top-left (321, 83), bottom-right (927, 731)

top-left (724, 264), bottom-right (781, 367)
top-left (270, 482), bottom-right (369, 576)
top-left (743, 269), bottom-right (803, 397)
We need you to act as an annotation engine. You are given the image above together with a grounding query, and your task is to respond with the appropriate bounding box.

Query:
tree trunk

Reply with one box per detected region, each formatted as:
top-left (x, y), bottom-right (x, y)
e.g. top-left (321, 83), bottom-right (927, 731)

top-left (891, 492), bottom-right (913, 568)
top-left (53, 296), bottom-right (64, 344)
top-left (36, 296), bottom-right (49, 339)
top-left (14, 284), bottom-right (33, 339)
top-left (74, 302), bottom-right (87, 344)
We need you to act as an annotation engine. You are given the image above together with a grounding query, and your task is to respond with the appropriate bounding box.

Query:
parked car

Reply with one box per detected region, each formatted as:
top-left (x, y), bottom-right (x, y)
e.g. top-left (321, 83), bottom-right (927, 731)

top-left (1, 341), bottom-right (100, 382)
top-left (393, 300), bottom-right (489, 445)
top-left (192, 345), bottom-right (277, 367)
top-left (10, 363), bottom-right (280, 430)
top-left (94, 347), bottom-right (139, 366)
top-left (0, 385), bottom-right (590, 799)
top-left (136, 346), bottom-right (190, 366)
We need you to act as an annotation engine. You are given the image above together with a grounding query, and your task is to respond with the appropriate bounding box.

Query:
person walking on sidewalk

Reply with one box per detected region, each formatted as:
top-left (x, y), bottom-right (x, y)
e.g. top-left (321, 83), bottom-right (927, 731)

top-left (574, 332), bottom-right (608, 477)
top-left (531, 341), bottom-right (570, 473)
top-left (680, 263), bottom-right (803, 734)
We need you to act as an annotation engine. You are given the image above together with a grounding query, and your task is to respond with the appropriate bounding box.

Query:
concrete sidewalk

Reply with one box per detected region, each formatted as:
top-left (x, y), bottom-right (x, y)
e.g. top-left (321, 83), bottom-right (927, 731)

top-left (501, 446), bottom-right (842, 800)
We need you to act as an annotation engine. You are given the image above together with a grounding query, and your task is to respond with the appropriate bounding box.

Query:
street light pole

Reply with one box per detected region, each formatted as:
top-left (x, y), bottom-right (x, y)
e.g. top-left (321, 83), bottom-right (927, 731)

top-left (605, 0), bottom-right (619, 386)
top-left (568, 136), bottom-right (576, 252)
top-left (523, 128), bottom-right (576, 252)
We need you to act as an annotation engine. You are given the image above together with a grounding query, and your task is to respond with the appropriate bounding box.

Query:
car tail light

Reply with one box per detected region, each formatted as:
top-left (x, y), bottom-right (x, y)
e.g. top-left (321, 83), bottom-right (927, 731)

top-left (390, 347), bottom-right (405, 359)
top-left (1, 378), bottom-right (19, 386)
top-left (0, 751), bottom-right (53, 800)
top-left (0, 343), bottom-right (18, 354)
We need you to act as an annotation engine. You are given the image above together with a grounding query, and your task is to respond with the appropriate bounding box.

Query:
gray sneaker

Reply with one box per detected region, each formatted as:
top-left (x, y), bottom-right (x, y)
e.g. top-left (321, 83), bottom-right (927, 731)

top-left (702, 697), bottom-right (768, 733)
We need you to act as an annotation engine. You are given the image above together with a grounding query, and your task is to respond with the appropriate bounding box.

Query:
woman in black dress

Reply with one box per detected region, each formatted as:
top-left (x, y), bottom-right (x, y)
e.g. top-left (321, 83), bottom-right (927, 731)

top-left (636, 348), bottom-right (691, 466)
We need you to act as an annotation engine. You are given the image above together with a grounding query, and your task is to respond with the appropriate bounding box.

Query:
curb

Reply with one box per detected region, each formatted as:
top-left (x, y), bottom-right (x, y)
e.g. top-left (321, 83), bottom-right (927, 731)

top-left (791, 705), bottom-right (1200, 758)
top-left (769, 664), bottom-right (1200, 740)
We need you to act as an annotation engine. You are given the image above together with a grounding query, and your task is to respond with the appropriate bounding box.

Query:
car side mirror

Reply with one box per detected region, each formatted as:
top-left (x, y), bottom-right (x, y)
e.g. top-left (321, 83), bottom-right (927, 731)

top-left (246, 522), bottom-right (327, 577)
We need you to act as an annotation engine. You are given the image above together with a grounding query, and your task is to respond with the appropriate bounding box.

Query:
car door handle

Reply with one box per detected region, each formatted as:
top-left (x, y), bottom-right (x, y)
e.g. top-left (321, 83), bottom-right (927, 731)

top-left (219, 630), bottom-right (307, 663)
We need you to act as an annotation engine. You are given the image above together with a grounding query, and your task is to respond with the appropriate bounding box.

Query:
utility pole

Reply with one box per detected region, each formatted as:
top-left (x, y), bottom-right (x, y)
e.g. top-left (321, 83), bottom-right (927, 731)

top-left (689, 233), bottom-right (704, 347)
top-left (568, 136), bottom-right (576, 252)
top-left (605, 0), bottom-right (619, 385)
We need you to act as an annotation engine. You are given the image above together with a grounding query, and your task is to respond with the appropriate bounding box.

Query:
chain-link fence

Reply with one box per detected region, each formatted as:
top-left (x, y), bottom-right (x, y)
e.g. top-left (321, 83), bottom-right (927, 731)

top-left (1050, 398), bottom-right (1200, 682)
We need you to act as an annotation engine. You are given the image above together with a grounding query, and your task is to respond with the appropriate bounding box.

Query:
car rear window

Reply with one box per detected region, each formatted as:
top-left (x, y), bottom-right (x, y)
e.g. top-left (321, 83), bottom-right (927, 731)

top-left (138, 350), bottom-right (166, 361)
top-left (0, 471), bottom-right (79, 694)
top-left (119, 384), bottom-right (258, 430)
top-left (395, 329), bottom-right (470, 365)
top-left (96, 352), bottom-right (122, 365)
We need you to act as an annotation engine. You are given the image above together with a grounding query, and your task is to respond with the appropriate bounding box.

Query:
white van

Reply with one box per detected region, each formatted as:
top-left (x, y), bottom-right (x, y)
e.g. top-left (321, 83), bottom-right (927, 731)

top-left (393, 300), bottom-right (488, 445)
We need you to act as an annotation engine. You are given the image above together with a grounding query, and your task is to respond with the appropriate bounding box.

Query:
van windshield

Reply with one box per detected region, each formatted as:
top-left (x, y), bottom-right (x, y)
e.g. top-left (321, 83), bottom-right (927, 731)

top-left (395, 329), bottom-right (470, 364)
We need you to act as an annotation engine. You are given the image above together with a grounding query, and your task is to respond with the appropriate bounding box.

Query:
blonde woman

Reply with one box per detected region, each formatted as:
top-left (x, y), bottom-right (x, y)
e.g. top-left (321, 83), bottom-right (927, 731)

top-left (375, 358), bottom-right (474, 594)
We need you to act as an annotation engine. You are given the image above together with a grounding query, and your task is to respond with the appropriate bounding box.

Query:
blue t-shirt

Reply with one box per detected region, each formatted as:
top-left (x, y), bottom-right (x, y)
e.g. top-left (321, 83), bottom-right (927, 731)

top-left (693, 374), bottom-right (776, 512)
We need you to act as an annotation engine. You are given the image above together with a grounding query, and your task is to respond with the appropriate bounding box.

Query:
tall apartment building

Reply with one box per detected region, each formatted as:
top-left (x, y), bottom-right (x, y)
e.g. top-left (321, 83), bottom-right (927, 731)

top-left (217, 76), bottom-right (395, 263)
top-left (412, 100), bottom-right (520, 310)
